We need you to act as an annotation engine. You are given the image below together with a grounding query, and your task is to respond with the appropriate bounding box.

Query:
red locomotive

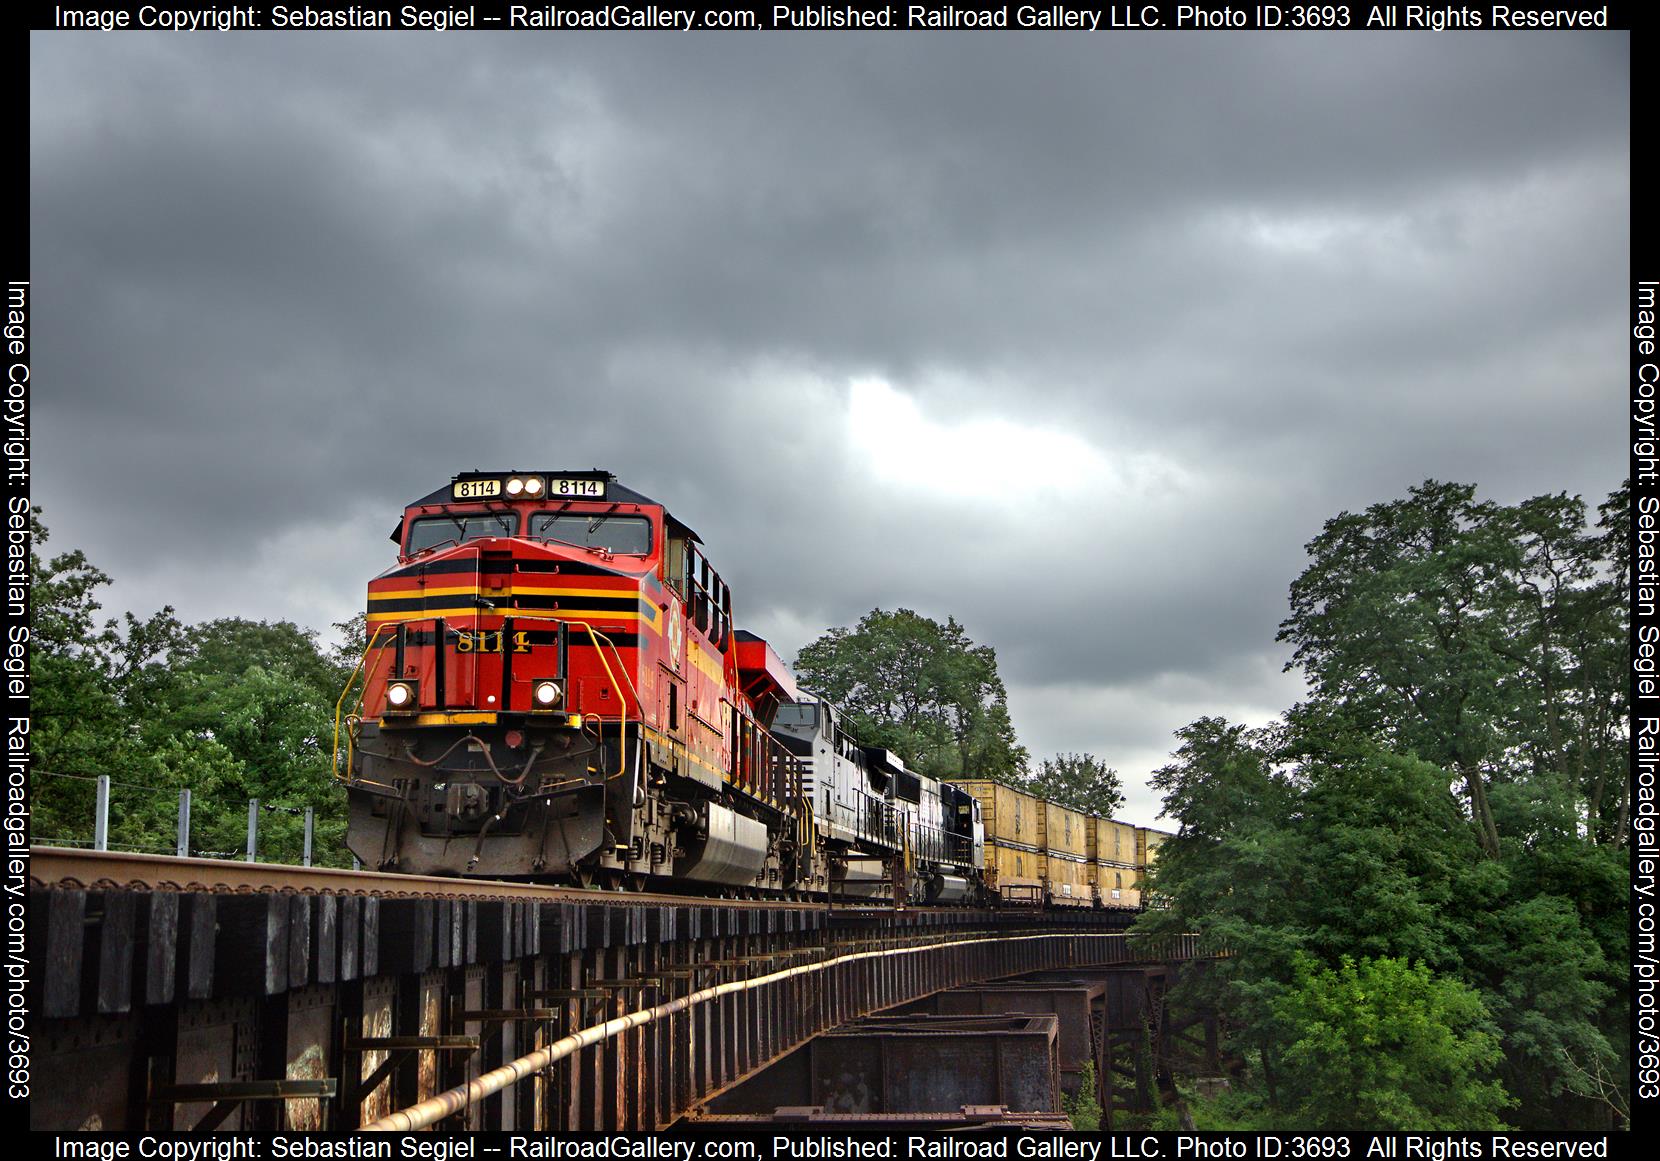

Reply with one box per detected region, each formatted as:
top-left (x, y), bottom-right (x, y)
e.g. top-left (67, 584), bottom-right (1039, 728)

top-left (341, 470), bottom-right (812, 890)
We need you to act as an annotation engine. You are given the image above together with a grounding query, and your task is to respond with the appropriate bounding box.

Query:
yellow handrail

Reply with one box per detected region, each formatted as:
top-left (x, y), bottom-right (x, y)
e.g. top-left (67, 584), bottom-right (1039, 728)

top-left (564, 621), bottom-right (634, 782)
top-left (332, 621), bottom-right (405, 781)
top-left (331, 611), bottom-right (643, 788)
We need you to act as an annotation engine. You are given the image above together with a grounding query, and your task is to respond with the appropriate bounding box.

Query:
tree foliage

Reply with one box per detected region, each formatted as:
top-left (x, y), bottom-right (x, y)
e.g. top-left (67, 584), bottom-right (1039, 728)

top-left (29, 512), bottom-right (353, 864)
top-left (1142, 479), bottom-right (1629, 1130)
top-left (1272, 955), bottom-right (1509, 1130)
top-left (1023, 752), bottom-right (1124, 817)
top-left (1277, 480), bottom-right (1627, 856)
top-left (793, 608), bottom-right (1028, 780)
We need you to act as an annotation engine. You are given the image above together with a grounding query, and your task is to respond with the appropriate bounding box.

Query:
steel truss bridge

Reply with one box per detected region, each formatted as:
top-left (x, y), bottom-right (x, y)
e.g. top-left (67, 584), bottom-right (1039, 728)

top-left (27, 848), bottom-right (1216, 1132)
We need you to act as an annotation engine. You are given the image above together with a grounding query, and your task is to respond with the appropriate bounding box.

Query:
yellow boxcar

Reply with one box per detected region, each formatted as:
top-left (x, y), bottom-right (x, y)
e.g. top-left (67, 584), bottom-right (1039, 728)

top-left (1042, 801), bottom-right (1091, 906)
top-left (1134, 826), bottom-right (1171, 868)
top-left (986, 841), bottom-right (1044, 901)
top-left (1136, 826), bottom-right (1171, 881)
top-left (1099, 862), bottom-right (1140, 909)
top-left (1085, 815), bottom-right (1101, 900)
top-left (1044, 801), bottom-right (1089, 858)
top-left (954, 780), bottom-right (1045, 849)
top-left (1089, 817), bottom-right (1140, 905)
top-left (953, 780), bottom-right (1046, 902)
top-left (1046, 851), bottom-right (1093, 906)
top-left (1100, 818), bottom-right (1138, 867)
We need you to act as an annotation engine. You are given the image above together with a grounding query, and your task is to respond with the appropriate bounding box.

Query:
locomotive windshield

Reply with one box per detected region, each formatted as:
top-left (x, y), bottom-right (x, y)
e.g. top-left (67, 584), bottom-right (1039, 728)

top-left (407, 512), bottom-right (517, 554)
top-left (528, 513), bottom-right (652, 555)
top-left (773, 703), bottom-right (820, 730)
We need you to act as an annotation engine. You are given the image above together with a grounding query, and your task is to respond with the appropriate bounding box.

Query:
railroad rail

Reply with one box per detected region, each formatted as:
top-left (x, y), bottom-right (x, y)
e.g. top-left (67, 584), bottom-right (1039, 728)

top-left (29, 846), bottom-right (836, 908)
top-left (26, 845), bottom-right (1200, 1131)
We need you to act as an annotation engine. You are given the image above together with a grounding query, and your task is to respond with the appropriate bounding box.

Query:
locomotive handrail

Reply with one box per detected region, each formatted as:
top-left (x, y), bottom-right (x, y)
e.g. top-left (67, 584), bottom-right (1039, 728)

top-left (532, 617), bottom-right (633, 784)
top-left (764, 727), bottom-right (804, 808)
top-left (798, 792), bottom-right (818, 863)
top-left (333, 620), bottom-right (408, 781)
top-left (515, 616), bottom-right (638, 791)
top-left (334, 612), bottom-right (639, 787)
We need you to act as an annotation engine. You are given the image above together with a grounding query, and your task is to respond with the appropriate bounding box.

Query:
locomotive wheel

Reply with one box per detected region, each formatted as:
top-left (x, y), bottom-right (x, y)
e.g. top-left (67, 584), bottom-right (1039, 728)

top-left (597, 870), bottom-right (646, 892)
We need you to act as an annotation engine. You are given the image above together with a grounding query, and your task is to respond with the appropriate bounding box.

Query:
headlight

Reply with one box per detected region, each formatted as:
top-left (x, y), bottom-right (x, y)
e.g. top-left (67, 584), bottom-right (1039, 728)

top-left (532, 680), bottom-right (562, 708)
top-left (506, 478), bottom-right (525, 496)
top-left (387, 681), bottom-right (416, 710)
top-left (523, 476), bottom-right (544, 495)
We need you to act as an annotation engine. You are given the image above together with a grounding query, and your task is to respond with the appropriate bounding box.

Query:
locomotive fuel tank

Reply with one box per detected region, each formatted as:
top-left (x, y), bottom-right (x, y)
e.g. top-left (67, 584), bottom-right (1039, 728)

top-left (927, 873), bottom-right (974, 904)
top-left (675, 800), bottom-right (770, 886)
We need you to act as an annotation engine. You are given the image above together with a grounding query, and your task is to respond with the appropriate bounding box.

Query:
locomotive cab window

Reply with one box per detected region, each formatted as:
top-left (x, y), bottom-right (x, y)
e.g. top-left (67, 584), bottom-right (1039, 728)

top-left (664, 534), bottom-right (688, 595)
top-left (407, 512), bottom-right (517, 555)
top-left (528, 513), bottom-right (652, 555)
top-left (773, 703), bottom-right (820, 731)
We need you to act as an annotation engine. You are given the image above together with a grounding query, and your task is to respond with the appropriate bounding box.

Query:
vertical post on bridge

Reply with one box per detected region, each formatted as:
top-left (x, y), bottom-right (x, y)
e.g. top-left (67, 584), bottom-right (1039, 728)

top-left (246, 798), bottom-right (259, 862)
top-left (176, 789), bottom-right (191, 858)
top-left (303, 807), bottom-right (314, 867)
top-left (93, 775), bottom-right (110, 851)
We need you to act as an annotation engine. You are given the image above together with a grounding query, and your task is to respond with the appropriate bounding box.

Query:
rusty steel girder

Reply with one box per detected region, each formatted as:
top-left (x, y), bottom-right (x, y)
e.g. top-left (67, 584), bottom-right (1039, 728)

top-left (29, 847), bottom-right (1203, 1132)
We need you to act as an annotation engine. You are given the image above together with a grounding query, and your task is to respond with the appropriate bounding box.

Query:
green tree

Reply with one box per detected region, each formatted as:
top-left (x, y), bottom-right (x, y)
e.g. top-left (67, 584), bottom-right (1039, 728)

top-left (1024, 752), bottom-right (1124, 817)
top-left (1147, 480), bottom-right (1630, 1129)
top-left (176, 618), bottom-right (349, 701)
top-left (1146, 709), bottom-right (1625, 1129)
top-left (1584, 483), bottom-right (1630, 845)
top-left (1489, 490), bottom-right (1628, 849)
top-left (29, 515), bottom-right (353, 865)
top-left (1278, 480), bottom-right (1628, 859)
top-left (1272, 955), bottom-right (1509, 1130)
top-left (1277, 481), bottom-right (1516, 856)
top-left (793, 608), bottom-right (1027, 779)
top-left (147, 620), bottom-right (351, 864)
top-left (29, 510), bottom-right (188, 846)
top-left (1137, 717), bottom-right (1306, 1101)
top-left (1465, 891), bottom-right (1624, 1128)
top-left (330, 612), bottom-right (369, 674)
top-left (1278, 714), bottom-right (1501, 973)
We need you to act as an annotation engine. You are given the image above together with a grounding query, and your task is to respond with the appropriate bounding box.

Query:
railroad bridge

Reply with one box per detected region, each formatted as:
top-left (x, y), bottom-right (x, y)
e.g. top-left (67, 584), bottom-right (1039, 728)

top-left (27, 848), bottom-right (1216, 1133)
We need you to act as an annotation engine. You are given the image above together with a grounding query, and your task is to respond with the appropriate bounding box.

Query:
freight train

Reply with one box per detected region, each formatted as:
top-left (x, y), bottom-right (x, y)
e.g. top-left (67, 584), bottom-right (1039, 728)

top-left (338, 469), bottom-right (1166, 904)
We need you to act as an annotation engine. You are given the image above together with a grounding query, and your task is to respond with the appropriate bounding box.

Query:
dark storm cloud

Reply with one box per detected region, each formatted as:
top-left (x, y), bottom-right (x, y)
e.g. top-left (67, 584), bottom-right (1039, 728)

top-left (29, 31), bottom-right (1628, 820)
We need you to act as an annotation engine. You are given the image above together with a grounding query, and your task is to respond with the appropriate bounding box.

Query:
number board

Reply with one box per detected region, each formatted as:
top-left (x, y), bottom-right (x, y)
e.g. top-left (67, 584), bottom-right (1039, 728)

top-left (456, 630), bottom-right (532, 654)
top-left (547, 478), bottom-right (606, 498)
top-left (453, 479), bottom-right (502, 500)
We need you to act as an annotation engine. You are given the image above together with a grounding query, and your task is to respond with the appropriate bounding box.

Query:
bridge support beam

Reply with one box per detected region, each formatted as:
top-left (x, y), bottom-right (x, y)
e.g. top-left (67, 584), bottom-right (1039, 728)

top-left (30, 872), bottom-right (1198, 1132)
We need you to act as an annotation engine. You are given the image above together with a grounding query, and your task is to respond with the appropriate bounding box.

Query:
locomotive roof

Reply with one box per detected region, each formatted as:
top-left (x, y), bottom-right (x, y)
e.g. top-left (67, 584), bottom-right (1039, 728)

top-left (413, 470), bottom-right (702, 543)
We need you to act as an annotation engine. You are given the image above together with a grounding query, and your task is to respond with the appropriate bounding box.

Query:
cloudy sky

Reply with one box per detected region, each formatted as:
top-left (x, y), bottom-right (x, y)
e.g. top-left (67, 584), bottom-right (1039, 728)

top-left (29, 30), bottom-right (1628, 826)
